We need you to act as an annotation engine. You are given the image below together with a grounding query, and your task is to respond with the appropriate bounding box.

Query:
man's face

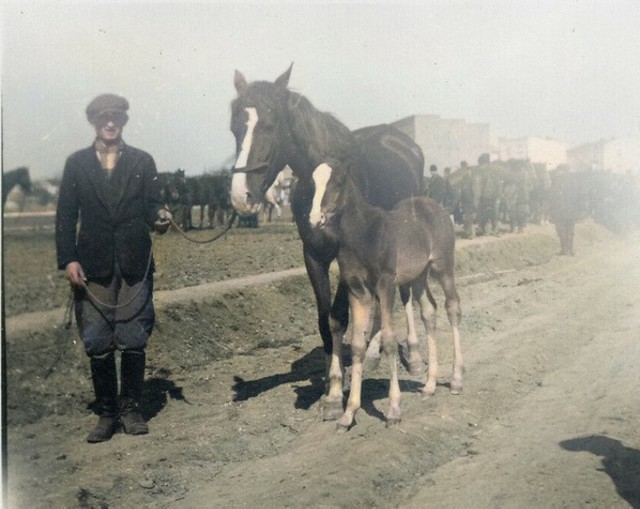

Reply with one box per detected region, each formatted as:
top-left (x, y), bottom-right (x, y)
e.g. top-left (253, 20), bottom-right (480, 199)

top-left (92, 111), bottom-right (127, 144)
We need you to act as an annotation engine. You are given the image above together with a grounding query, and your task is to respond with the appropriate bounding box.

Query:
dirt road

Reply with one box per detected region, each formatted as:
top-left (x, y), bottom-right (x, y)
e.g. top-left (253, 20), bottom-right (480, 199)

top-left (6, 222), bottom-right (640, 508)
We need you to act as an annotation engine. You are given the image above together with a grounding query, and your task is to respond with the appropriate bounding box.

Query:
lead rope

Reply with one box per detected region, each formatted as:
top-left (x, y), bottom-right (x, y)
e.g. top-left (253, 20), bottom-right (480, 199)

top-left (61, 231), bottom-right (156, 328)
top-left (167, 208), bottom-right (238, 244)
top-left (61, 208), bottom-right (238, 326)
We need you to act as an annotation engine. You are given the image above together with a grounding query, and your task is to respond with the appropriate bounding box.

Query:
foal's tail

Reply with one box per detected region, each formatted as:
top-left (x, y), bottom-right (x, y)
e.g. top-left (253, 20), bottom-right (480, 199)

top-left (424, 259), bottom-right (437, 310)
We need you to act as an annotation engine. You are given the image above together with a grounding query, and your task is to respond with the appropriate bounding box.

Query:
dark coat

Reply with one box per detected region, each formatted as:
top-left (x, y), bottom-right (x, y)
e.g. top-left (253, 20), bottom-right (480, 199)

top-left (55, 143), bottom-right (164, 278)
top-left (426, 174), bottom-right (447, 205)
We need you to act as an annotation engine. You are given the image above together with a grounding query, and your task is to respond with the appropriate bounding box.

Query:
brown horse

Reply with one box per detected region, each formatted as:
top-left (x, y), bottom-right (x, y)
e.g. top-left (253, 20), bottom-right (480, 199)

top-left (309, 162), bottom-right (463, 430)
top-left (228, 66), bottom-right (424, 416)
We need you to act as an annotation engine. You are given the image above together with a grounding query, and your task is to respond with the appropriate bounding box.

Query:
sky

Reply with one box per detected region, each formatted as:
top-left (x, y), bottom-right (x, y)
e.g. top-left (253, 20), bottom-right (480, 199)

top-left (2, 0), bottom-right (640, 180)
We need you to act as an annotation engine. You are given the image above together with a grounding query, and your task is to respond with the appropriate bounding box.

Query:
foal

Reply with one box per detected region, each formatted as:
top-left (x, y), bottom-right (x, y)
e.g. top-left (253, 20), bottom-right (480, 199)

top-left (309, 164), bottom-right (463, 429)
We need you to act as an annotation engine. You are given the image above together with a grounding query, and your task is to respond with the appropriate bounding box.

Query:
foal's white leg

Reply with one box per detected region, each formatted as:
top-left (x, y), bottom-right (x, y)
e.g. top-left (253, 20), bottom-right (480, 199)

top-left (379, 284), bottom-right (401, 425)
top-left (450, 323), bottom-right (463, 395)
top-left (443, 275), bottom-right (464, 394)
top-left (401, 294), bottom-right (425, 376)
top-left (322, 318), bottom-right (345, 421)
top-left (336, 295), bottom-right (372, 430)
top-left (417, 290), bottom-right (439, 397)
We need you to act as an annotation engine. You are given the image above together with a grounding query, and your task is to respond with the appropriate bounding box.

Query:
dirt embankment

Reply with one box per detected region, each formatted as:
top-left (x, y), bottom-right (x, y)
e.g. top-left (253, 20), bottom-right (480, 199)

top-left (5, 221), bottom-right (640, 508)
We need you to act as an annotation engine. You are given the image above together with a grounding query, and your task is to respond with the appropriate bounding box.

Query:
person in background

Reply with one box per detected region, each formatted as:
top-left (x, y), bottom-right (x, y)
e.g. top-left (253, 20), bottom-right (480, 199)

top-left (426, 164), bottom-right (447, 206)
top-left (55, 93), bottom-right (172, 443)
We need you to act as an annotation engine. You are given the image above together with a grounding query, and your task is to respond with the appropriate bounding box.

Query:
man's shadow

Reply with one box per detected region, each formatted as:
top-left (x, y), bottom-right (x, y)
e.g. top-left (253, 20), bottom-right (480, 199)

top-left (560, 435), bottom-right (640, 508)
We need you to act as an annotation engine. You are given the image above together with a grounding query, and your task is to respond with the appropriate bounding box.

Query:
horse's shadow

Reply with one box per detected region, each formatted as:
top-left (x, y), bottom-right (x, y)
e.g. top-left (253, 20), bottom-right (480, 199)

top-left (560, 435), bottom-right (640, 507)
top-left (233, 346), bottom-right (327, 409)
top-left (356, 378), bottom-right (425, 422)
top-left (232, 346), bottom-right (424, 421)
top-left (141, 376), bottom-right (189, 421)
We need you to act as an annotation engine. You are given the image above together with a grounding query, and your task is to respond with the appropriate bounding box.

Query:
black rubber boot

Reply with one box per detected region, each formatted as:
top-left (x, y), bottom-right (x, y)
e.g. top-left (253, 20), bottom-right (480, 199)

top-left (87, 351), bottom-right (119, 443)
top-left (120, 349), bottom-right (149, 435)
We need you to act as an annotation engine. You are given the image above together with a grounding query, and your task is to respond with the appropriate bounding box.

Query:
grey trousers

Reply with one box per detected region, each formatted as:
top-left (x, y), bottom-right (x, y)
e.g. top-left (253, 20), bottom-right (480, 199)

top-left (75, 264), bottom-right (154, 356)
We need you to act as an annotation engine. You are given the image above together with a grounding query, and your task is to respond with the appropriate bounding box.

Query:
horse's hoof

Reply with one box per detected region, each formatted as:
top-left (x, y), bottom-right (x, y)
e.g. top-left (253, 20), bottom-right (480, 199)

top-left (336, 416), bottom-right (353, 432)
top-left (319, 397), bottom-right (344, 421)
top-left (386, 417), bottom-right (401, 428)
top-left (399, 345), bottom-right (423, 376)
top-left (450, 382), bottom-right (463, 395)
top-left (385, 407), bottom-right (401, 426)
top-left (336, 422), bottom-right (350, 433)
top-left (420, 388), bottom-right (435, 400)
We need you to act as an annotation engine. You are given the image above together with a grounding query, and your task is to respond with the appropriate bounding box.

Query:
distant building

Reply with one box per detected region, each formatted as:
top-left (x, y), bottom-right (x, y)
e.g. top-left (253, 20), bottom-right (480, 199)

top-left (392, 114), bottom-right (493, 175)
top-left (567, 138), bottom-right (640, 174)
top-left (497, 136), bottom-right (567, 170)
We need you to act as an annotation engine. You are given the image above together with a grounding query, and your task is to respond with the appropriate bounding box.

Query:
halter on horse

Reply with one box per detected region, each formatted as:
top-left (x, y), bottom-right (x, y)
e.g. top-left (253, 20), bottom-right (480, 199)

top-left (2, 166), bottom-right (32, 208)
top-left (228, 65), bottom-right (424, 418)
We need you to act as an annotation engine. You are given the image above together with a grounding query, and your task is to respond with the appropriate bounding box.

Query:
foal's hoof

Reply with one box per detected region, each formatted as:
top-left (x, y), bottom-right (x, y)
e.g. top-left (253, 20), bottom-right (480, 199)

top-left (398, 344), bottom-right (424, 376)
top-left (386, 417), bottom-right (401, 428)
top-left (336, 422), bottom-right (350, 433)
top-left (319, 396), bottom-right (344, 421)
top-left (335, 415), bottom-right (353, 432)
top-left (385, 407), bottom-right (401, 427)
top-left (450, 382), bottom-right (463, 395)
top-left (420, 388), bottom-right (436, 401)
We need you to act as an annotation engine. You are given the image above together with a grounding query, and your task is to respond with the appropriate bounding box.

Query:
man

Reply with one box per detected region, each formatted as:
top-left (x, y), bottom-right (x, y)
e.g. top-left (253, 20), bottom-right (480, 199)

top-left (56, 94), bottom-right (172, 442)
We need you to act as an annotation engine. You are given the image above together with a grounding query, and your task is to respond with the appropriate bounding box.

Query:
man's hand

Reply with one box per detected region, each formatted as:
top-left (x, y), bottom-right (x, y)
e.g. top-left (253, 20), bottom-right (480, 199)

top-left (154, 208), bottom-right (172, 234)
top-left (66, 261), bottom-right (87, 288)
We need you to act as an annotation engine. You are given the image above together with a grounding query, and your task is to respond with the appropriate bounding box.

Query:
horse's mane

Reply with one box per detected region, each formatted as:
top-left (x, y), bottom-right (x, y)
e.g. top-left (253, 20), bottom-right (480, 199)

top-left (285, 91), bottom-right (358, 170)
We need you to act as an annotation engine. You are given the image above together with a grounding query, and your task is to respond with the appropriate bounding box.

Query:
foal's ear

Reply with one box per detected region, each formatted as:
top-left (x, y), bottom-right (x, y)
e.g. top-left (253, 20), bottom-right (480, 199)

top-left (275, 63), bottom-right (293, 89)
top-left (234, 70), bottom-right (248, 94)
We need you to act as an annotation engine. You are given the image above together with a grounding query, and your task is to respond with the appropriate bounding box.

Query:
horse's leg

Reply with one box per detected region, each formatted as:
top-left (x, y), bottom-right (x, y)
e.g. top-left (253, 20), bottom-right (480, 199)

top-left (364, 302), bottom-right (382, 371)
top-left (414, 280), bottom-right (439, 397)
top-left (440, 272), bottom-right (463, 394)
top-left (336, 289), bottom-right (373, 431)
top-left (377, 279), bottom-right (401, 425)
top-left (303, 250), bottom-right (345, 420)
top-left (397, 284), bottom-right (424, 376)
top-left (208, 205), bottom-right (215, 228)
top-left (329, 279), bottom-right (350, 379)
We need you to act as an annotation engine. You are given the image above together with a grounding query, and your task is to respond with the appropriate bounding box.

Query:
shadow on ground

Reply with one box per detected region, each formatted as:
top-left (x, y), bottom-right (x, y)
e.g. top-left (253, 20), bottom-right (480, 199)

top-left (560, 435), bottom-right (640, 508)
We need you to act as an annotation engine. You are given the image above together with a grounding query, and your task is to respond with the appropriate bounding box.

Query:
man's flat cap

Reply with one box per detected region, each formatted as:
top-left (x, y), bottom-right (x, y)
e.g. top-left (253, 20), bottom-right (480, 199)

top-left (86, 94), bottom-right (129, 121)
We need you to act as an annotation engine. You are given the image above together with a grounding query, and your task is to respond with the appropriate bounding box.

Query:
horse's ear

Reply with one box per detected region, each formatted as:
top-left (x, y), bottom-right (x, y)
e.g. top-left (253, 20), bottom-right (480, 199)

top-left (275, 63), bottom-right (293, 89)
top-left (234, 70), bottom-right (248, 94)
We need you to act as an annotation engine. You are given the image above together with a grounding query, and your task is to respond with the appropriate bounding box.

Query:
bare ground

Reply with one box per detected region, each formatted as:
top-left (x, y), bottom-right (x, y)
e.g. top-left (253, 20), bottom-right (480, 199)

top-left (4, 219), bottom-right (640, 508)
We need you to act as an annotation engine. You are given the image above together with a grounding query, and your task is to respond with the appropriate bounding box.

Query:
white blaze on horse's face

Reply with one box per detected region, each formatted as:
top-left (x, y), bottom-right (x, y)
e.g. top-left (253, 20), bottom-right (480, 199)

top-left (309, 163), bottom-right (332, 227)
top-left (235, 107), bottom-right (259, 169)
top-left (231, 107), bottom-right (260, 213)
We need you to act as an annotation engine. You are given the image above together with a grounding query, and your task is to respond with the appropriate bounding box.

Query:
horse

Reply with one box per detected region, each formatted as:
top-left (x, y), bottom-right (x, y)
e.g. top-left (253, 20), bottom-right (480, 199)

top-left (229, 65), bottom-right (424, 416)
top-left (309, 162), bottom-right (463, 429)
top-left (199, 171), bottom-right (234, 228)
top-left (3, 166), bottom-right (32, 208)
